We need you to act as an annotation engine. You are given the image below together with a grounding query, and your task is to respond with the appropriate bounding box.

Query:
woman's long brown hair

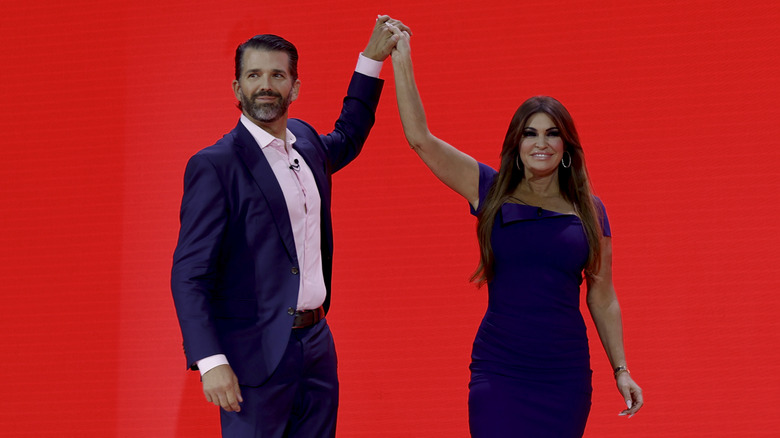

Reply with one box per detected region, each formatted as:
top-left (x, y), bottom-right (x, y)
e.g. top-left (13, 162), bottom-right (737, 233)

top-left (471, 96), bottom-right (603, 286)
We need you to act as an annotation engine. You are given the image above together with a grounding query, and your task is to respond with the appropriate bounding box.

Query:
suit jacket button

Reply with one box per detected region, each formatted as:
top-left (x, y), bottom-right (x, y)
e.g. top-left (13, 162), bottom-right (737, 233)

top-left (288, 307), bottom-right (295, 315)
top-left (291, 267), bottom-right (299, 275)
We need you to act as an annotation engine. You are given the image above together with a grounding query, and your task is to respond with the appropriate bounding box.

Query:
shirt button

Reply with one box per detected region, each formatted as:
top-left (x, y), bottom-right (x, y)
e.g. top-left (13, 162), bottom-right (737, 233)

top-left (287, 307), bottom-right (295, 315)
top-left (291, 267), bottom-right (299, 275)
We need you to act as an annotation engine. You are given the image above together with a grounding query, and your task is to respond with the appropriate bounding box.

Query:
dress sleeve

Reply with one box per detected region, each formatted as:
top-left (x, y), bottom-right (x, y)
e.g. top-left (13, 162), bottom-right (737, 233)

top-left (469, 162), bottom-right (498, 216)
top-left (593, 196), bottom-right (612, 237)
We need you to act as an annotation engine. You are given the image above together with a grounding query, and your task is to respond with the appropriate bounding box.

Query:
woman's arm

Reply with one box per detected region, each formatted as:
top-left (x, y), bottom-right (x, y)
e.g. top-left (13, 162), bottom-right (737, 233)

top-left (389, 26), bottom-right (480, 208)
top-left (587, 236), bottom-right (644, 417)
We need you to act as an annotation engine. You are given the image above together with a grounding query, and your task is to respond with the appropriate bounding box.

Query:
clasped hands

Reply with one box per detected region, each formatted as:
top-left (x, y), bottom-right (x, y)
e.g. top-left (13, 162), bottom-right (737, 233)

top-left (363, 15), bottom-right (412, 62)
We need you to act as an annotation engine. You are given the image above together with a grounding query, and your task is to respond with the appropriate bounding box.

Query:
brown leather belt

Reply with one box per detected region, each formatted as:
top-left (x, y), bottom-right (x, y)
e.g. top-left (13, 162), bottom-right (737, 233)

top-left (292, 306), bottom-right (324, 329)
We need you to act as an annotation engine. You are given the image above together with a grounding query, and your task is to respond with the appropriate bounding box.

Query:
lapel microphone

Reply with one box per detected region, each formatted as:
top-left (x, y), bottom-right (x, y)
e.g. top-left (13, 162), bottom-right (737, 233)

top-left (289, 159), bottom-right (300, 171)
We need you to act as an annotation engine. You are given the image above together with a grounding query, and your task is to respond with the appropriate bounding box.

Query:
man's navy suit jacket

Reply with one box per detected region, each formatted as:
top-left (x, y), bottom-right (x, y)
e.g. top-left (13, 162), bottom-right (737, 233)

top-left (171, 72), bottom-right (383, 387)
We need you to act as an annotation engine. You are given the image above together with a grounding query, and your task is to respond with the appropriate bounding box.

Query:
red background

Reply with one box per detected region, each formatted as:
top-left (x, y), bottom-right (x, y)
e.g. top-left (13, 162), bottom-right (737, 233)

top-left (1, 0), bottom-right (779, 436)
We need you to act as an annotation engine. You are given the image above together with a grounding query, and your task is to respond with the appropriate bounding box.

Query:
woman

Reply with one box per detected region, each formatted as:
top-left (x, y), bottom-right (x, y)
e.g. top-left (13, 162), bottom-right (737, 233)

top-left (388, 26), bottom-right (643, 437)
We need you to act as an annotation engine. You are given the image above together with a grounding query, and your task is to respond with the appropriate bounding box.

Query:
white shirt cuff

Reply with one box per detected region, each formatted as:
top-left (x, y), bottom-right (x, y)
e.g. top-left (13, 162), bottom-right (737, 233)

top-left (356, 53), bottom-right (383, 78)
top-left (197, 354), bottom-right (229, 376)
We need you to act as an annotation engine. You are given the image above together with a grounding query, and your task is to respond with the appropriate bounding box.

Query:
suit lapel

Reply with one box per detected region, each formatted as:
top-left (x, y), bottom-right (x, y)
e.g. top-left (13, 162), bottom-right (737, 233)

top-left (231, 122), bottom-right (297, 262)
top-left (292, 138), bottom-right (328, 201)
top-left (293, 138), bottom-right (331, 236)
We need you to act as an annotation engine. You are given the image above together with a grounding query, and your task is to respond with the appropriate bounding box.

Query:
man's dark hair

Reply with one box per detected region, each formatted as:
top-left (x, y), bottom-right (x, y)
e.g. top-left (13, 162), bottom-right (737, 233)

top-left (235, 34), bottom-right (299, 82)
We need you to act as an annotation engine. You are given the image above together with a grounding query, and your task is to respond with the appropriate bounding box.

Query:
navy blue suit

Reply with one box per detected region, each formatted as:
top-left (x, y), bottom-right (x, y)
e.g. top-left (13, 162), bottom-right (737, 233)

top-left (171, 72), bottom-right (382, 434)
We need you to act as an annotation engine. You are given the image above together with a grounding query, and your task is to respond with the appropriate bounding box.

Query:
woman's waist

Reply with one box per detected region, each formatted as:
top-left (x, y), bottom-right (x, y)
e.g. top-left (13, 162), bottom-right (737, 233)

top-left (480, 306), bottom-right (586, 337)
top-left (471, 326), bottom-right (590, 370)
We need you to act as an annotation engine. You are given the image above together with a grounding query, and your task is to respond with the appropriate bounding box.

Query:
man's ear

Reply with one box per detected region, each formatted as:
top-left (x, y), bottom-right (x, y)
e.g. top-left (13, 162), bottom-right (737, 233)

top-left (232, 79), bottom-right (241, 101)
top-left (290, 79), bottom-right (301, 102)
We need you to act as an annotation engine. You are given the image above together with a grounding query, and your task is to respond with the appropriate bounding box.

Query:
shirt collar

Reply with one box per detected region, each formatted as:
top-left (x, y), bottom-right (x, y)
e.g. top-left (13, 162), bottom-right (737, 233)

top-left (240, 114), bottom-right (296, 150)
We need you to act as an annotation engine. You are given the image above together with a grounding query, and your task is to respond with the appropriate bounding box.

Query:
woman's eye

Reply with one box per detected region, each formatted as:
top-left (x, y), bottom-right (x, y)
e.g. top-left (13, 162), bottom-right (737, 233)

top-left (522, 131), bottom-right (536, 137)
top-left (548, 130), bottom-right (560, 137)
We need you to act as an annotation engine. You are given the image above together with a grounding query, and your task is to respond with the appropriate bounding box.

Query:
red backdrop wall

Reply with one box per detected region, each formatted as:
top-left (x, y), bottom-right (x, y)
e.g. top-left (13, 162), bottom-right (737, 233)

top-left (1, 0), bottom-right (779, 436)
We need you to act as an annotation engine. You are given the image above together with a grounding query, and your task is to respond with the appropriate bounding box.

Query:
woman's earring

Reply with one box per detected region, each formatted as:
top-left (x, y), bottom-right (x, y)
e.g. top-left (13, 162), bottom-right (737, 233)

top-left (561, 151), bottom-right (572, 169)
top-left (516, 155), bottom-right (521, 170)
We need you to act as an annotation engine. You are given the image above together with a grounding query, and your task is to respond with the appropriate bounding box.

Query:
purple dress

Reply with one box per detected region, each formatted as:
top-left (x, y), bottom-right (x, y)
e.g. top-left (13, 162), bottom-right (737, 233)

top-left (468, 163), bottom-right (611, 438)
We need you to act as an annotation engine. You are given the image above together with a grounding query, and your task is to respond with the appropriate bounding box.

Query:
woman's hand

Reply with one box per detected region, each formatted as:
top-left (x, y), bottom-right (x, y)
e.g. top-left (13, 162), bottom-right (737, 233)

top-left (387, 23), bottom-right (411, 60)
top-left (616, 372), bottom-right (644, 417)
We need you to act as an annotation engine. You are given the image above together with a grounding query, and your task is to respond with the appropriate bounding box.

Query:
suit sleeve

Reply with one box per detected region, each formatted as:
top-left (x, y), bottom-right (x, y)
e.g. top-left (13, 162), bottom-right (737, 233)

top-left (171, 153), bottom-right (228, 369)
top-left (318, 72), bottom-right (384, 173)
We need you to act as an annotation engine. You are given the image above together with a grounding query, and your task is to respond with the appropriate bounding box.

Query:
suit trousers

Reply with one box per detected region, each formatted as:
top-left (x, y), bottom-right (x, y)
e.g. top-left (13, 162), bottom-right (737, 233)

top-left (220, 319), bottom-right (339, 438)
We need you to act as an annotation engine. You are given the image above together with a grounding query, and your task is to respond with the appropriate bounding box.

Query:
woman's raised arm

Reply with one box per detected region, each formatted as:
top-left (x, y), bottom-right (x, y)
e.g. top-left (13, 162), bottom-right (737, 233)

top-left (390, 26), bottom-right (480, 208)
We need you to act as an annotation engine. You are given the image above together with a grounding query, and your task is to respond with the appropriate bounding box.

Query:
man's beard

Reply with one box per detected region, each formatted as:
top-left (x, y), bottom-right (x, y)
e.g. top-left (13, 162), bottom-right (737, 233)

top-left (240, 89), bottom-right (292, 123)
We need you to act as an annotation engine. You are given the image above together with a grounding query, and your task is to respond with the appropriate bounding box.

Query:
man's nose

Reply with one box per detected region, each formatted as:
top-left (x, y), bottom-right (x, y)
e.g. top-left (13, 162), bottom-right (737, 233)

top-left (258, 75), bottom-right (271, 89)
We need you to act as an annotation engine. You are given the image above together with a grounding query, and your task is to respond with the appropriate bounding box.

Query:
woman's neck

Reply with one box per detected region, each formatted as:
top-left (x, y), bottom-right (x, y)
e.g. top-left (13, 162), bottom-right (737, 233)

top-left (518, 172), bottom-right (560, 198)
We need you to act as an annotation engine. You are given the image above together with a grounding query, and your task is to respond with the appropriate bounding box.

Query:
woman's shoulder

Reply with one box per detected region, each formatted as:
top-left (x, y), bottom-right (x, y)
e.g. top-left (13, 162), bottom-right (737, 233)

top-left (476, 161), bottom-right (498, 183)
top-left (591, 195), bottom-right (611, 236)
top-left (470, 162), bottom-right (499, 215)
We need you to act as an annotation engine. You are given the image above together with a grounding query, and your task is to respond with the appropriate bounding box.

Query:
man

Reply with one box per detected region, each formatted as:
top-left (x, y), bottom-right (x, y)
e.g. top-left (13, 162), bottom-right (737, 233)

top-left (171, 16), bottom-right (409, 437)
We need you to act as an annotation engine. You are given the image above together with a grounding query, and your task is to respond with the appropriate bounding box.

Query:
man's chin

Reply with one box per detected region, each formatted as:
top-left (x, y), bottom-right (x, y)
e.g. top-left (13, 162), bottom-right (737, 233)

top-left (249, 107), bottom-right (284, 123)
top-left (253, 114), bottom-right (282, 123)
